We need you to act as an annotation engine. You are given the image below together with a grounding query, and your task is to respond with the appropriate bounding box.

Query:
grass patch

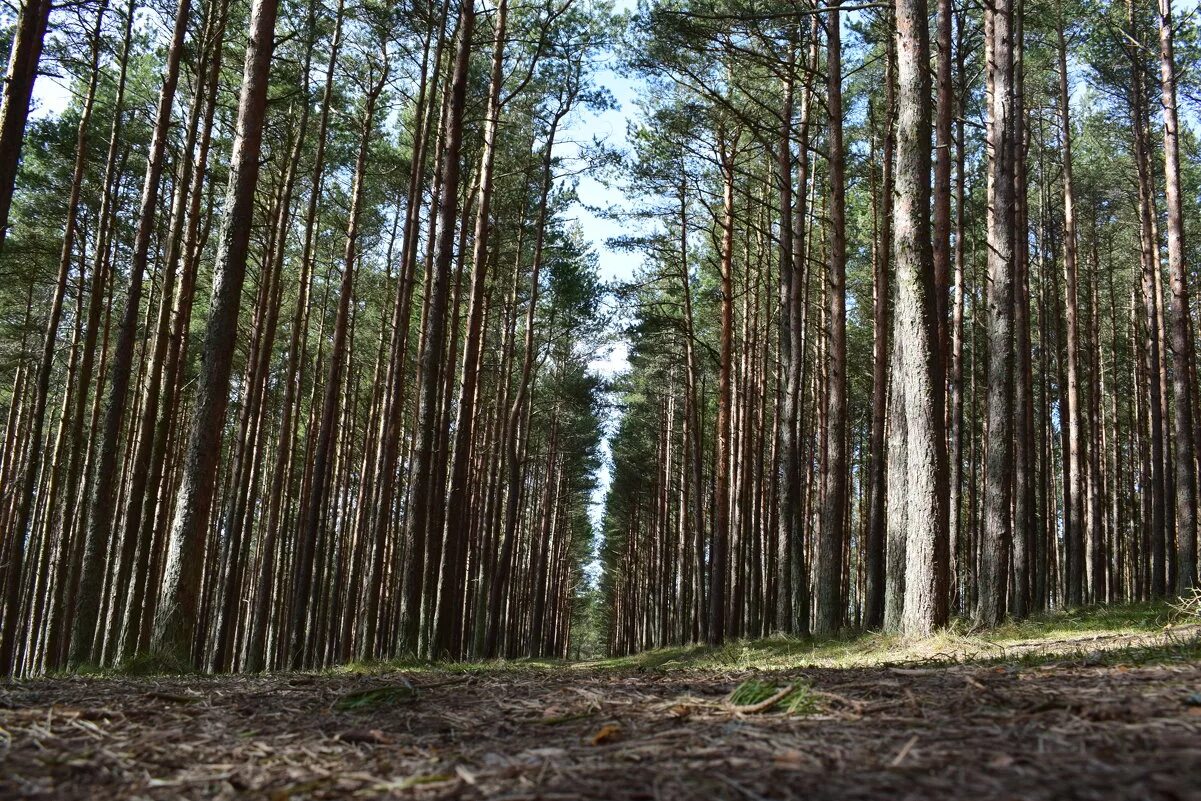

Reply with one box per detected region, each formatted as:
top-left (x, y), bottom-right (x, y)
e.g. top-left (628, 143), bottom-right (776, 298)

top-left (119, 651), bottom-right (196, 676)
top-left (36, 601), bottom-right (1195, 683)
top-left (329, 655), bottom-right (570, 677)
top-left (593, 601), bottom-right (1197, 674)
top-left (989, 601), bottom-right (1175, 641)
top-left (69, 650), bottom-right (198, 677)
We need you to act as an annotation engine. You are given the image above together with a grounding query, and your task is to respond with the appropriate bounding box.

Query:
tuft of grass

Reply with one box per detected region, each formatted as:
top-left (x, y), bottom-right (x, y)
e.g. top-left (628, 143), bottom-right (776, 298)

top-left (778, 684), bottom-right (819, 714)
top-left (334, 681), bottom-right (419, 711)
top-left (727, 678), bottom-right (776, 706)
top-left (727, 679), bottom-right (817, 714)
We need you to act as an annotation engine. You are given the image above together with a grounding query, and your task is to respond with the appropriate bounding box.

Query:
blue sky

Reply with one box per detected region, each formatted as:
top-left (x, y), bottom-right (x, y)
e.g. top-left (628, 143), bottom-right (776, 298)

top-left (558, 0), bottom-right (641, 548)
top-left (568, 30), bottom-right (639, 569)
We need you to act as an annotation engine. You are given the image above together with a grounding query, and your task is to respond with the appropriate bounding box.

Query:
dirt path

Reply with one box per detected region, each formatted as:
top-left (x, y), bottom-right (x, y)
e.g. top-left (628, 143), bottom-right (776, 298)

top-left (3, 632), bottom-right (1201, 800)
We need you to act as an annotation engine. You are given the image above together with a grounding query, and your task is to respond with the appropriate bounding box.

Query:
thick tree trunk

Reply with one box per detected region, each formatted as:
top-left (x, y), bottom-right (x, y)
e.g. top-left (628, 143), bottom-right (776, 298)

top-left (0, 0), bottom-right (52, 254)
top-left (891, 0), bottom-right (948, 636)
top-left (151, 0), bottom-right (280, 663)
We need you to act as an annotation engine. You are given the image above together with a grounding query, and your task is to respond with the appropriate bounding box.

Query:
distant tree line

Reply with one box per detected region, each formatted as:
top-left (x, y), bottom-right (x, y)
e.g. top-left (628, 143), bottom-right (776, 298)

top-left (601, 0), bottom-right (1201, 653)
top-left (0, 0), bottom-right (614, 675)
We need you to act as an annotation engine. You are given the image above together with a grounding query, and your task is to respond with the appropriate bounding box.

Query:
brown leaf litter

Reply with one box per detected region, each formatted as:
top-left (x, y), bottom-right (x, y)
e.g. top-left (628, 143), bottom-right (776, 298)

top-left (2, 633), bottom-right (1200, 800)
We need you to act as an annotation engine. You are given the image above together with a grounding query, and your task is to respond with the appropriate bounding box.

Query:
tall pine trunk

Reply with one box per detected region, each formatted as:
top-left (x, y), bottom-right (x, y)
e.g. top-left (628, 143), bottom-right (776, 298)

top-left (1157, 0), bottom-right (1197, 592)
top-left (0, 0), bottom-right (52, 254)
top-left (891, 0), bottom-right (948, 636)
top-left (70, 0), bottom-right (193, 667)
top-left (977, 0), bottom-right (1016, 626)
top-left (815, 1), bottom-right (847, 636)
top-left (403, 0), bottom-right (474, 657)
top-left (152, 0), bottom-right (280, 663)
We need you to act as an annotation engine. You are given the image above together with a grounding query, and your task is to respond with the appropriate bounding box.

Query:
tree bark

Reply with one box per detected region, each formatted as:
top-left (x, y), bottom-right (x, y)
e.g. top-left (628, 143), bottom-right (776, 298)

top-left (0, 0), bottom-right (52, 254)
top-left (815, 0), bottom-right (847, 636)
top-left (289, 47), bottom-right (386, 669)
top-left (891, 0), bottom-right (948, 636)
top-left (433, 0), bottom-right (509, 659)
top-left (403, 0), bottom-right (475, 657)
top-left (70, 0), bottom-right (193, 667)
top-left (864, 30), bottom-right (893, 631)
top-left (1157, 0), bottom-right (1197, 592)
top-left (0, 0), bottom-right (108, 674)
top-left (1057, 21), bottom-right (1086, 609)
top-left (976, 0), bottom-right (1016, 627)
top-left (245, 0), bottom-right (345, 673)
top-left (151, 0), bottom-right (280, 663)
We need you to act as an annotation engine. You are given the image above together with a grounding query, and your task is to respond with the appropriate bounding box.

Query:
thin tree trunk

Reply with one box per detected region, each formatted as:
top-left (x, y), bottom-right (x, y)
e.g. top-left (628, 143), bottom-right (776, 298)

top-left (816, 0), bottom-right (847, 636)
top-left (1057, 21), bottom-right (1086, 608)
top-left (403, 0), bottom-right (475, 657)
top-left (484, 102), bottom-right (571, 658)
top-left (1129, 0), bottom-right (1168, 599)
top-left (977, 0), bottom-right (1016, 626)
top-left (289, 49), bottom-right (387, 669)
top-left (434, 0), bottom-right (509, 659)
top-left (245, 0), bottom-right (345, 673)
top-left (1157, 0), bottom-right (1197, 592)
top-left (948, 1), bottom-right (967, 615)
top-left (864, 32), bottom-right (893, 631)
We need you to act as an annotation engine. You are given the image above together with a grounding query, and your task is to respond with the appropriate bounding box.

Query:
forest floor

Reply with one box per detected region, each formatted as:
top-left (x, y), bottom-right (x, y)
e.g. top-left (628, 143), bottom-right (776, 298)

top-left (3, 603), bottom-right (1201, 801)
